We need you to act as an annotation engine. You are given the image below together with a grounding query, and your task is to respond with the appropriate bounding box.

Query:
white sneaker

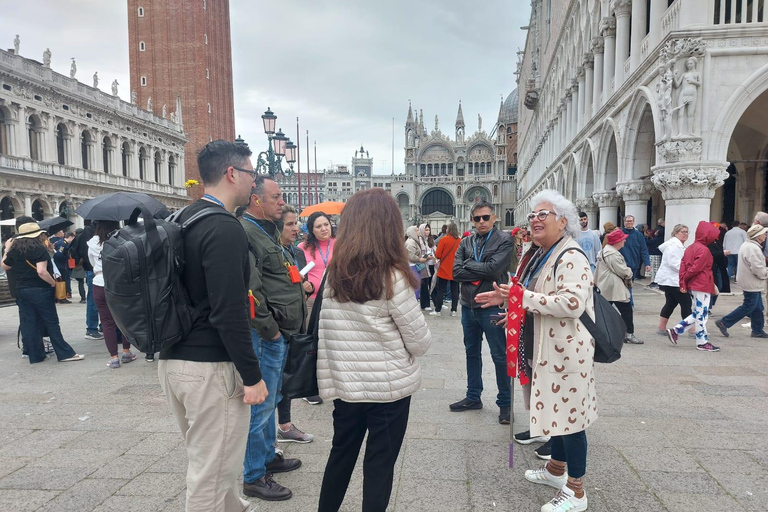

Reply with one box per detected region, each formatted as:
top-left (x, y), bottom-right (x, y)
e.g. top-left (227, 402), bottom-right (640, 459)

top-left (524, 466), bottom-right (568, 490)
top-left (422, 307), bottom-right (432, 311)
top-left (541, 485), bottom-right (588, 512)
top-left (450, 311), bottom-right (457, 317)
top-left (429, 310), bottom-right (441, 316)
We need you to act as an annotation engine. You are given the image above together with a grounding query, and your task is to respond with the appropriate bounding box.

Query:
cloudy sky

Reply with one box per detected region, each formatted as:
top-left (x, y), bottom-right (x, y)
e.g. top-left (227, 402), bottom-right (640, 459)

top-left (1, 0), bottom-right (529, 174)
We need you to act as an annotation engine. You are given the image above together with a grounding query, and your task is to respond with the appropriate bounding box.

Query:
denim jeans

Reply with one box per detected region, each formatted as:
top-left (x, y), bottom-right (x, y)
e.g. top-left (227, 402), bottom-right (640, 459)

top-left (85, 271), bottom-right (99, 332)
top-left (721, 291), bottom-right (765, 333)
top-left (726, 254), bottom-right (738, 279)
top-left (461, 306), bottom-right (511, 407)
top-left (243, 331), bottom-right (289, 483)
top-left (550, 430), bottom-right (588, 478)
top-left (16, 286), bottom-right (76, 363)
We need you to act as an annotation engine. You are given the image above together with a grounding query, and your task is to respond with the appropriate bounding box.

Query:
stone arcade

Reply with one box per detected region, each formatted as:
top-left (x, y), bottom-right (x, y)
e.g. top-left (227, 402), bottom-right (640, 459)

top-left (516, 0), bottom-right (768, 236)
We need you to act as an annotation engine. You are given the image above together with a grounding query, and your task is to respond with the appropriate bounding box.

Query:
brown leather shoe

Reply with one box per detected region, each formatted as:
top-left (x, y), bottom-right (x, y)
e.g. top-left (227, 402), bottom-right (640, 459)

top-left (243, 474), bottom-right (292, 501)
top-left (265, 452), bottom-right (302, 474)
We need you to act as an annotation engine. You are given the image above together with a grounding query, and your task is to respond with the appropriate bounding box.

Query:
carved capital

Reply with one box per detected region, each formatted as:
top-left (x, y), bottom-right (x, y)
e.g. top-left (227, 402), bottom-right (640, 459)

top-left (651, 167), bottom-right (729, 200)
top-left (574, 197), bottom-right (597, 211)
top-left (656, 138), bottom-right (702, 164)
top-left (582, 53), bottom-right (595, 69)
top-left (565, 89), bottom-right (573, 100)
top-left (593, 191), bottom-right (620, 207)
top-left (616, 180), bottom-right (655, 202)
top-left (591, 37), bottom-right (605, 54)
top-left (600, 17), bottom-right (616, 38)
top-left (576, 66), bottom-right (586, 80)
top-left (612, 0), bottom-right (632, 16)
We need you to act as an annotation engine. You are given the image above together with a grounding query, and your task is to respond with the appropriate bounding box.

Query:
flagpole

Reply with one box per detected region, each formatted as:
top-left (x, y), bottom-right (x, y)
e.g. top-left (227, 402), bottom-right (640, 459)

top-left (297, 117), bottom-right (302, 211)
top-left (306, 130), bottom-right (311, 206)
top-left (314, 140), bottom-right (318, 205)
top-left (392, 117), bottom-right (395, 175)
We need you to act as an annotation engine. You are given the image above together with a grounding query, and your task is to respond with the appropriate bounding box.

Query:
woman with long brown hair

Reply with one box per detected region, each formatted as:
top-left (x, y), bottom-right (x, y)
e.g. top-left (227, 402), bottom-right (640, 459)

top-left (317, 188), bottom-right (432, 512)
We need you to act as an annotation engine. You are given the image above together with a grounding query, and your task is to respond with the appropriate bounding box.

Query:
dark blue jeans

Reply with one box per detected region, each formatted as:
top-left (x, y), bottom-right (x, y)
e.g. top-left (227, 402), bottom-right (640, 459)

top-left (721, 291), bottom-right (765, 333)
top-left (461, 305), bottom-right (510, 407)
top-left (243, 331), bottom-right (289, 483)
top-left (726, 254), bottom-right (738, 279)
top-left (16, 286), bottom-right (76, 364)
top-left (550, 430), bottom-right (588, 478)
top-left (85, 271), bottom-right (99, 332)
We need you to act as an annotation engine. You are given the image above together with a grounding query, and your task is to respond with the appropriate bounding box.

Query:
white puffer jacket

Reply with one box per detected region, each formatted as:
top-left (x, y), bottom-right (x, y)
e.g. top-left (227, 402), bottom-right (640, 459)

top-left (317, 270), bottom-right (432, 403)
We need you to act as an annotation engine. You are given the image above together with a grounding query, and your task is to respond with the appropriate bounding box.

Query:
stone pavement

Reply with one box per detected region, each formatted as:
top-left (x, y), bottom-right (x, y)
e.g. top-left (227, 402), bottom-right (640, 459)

top-left (0, 284), bottom-right (766, 511)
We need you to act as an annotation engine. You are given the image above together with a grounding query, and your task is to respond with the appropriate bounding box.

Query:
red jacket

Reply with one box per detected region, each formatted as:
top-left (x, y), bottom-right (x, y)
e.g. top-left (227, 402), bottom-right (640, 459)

top-left (435, 235), bottom-right (461, 280)
top-left (679, 221), bottom-right (719, 294)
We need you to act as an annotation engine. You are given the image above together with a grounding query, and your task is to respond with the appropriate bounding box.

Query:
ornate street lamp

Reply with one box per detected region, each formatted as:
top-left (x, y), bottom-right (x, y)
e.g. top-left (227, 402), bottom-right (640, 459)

top-left (254, 108), bottom-right (295, 177)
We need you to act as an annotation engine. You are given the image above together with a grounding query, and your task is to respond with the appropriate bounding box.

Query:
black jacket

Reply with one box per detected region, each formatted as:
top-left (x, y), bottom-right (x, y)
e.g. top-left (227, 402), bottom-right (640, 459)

top-left (453, 229), bottom-right (514, 308)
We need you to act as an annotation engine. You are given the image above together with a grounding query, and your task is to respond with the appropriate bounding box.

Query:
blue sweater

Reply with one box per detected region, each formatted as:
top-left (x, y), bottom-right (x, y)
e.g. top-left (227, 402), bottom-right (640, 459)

top-left (619, 227), bottom-right (650, 271)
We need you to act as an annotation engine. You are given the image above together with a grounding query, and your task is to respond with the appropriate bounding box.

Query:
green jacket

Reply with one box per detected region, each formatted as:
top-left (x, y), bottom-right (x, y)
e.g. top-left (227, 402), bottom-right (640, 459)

top-left (241, 213), bottom-right (307, 340)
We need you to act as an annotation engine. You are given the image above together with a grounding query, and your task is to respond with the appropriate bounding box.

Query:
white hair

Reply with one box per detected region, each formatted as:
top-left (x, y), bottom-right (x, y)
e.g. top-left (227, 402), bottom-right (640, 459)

top-left (529, 189), bottom-right (580, 239)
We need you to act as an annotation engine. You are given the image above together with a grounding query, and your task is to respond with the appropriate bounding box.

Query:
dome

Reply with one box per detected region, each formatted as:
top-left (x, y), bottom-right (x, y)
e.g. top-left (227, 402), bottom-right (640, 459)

top-left (501, 88), bottom-right (519, 125)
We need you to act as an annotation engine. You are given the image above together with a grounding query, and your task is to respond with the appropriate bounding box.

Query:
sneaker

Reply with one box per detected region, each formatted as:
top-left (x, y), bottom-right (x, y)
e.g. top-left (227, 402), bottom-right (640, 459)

top-left (696, 342), bottom-right (720, 352)
top-left (541, 485), bottom-right (588, 512)
top-left (524, 465), bottom-right (567, 489)
top-left (84, 331), bottom-right (103, 340)
top-left (44, 339), bottom-right (54, 354)
top-left (656, 329), bottom-right (668, 336)
top-left (514, 430), bottom-right (551, 445)
top-left (666, 328), bottom-right (678, 345)
top-left (277, 424), bottom-right (314, 444)
top-left (451, 311), bottom-right (457, 317)
top-left (499, 406), bottom-right (510, 425)
top-left (120, 352), bottom-right (137, 364)
top-left (624, 333), bottom-right (644, 344)
top-left (265, 452), bottom-right (302, 474)
top-left (422, 307), bottom-right (432, 311)
top-left (751, 331), bottom-right (768, 338)
top-left (145, 353), bottom-right (155, 362)
top-left (79, 298), bottom-right (86, 304)
top-left (61, 354), bottom-right (85, 362)
top-left (21, 354), bottom-right (28, 359)
top-left (57, 299), bottom-right (72, 304)
top-left (107, 357), bottom-right (120, 368)
top-left (649, 283), bottom-right (660, 290)
top-left (715, 319), bottom-right (729, 337)
top-left (535, 439), bottom-right (553, 460)
top-left (303, 395), bottom-right (323, 405)
top-left (243, 474), bottom-right (292, 501)
top-left (449, 398), bottom-right (483, 412)
top-left (429, 310), bottom-right (441, 316)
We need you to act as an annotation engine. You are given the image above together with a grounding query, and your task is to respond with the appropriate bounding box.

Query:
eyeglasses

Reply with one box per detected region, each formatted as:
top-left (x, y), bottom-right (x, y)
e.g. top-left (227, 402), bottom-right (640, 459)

top-left (229, 166), bottom-right (258, 180)
top-left (527, 210), bottom-right (555, 222)
top-left (473, 214), bottom-right (492, 222)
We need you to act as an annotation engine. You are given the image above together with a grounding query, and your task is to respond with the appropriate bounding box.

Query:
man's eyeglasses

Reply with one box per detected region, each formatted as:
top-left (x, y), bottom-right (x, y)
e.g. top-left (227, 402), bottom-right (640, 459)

top-left (229, 166), bottom-right (258, 180)
top-left (527, 210), bottom-right (556, 222)
top-left (473, 214), bottom-right (492, 222)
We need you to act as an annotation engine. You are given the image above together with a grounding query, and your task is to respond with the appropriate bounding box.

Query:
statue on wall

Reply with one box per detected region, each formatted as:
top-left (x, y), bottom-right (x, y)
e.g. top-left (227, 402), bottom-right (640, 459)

top-left (111, 79), bottom-right (119, 96)
top-left (93, 71), bottom-right (99, 89)
top-left (672, 57), bottom-right (701, 137)
top-left (656, 67), bottom-right (673, 140)
top-left (42, 48), bottom-right (51, 67)
top-left (170, 111), bottom-right (177, 123)
top-left (131, 90), bottom-right (137, 104)
top-left (13, 35), bottom-right (19, 55)
top-left (434, 115), bottom-right (439, 132)
top-left (162, 104), bottom-right (167, 118)
top-left (478, 114), bottom-right (483, 131)
top-left (70, 58), bottom-right (77, 78)
top-left (147, 96), bottom-right (153, 111)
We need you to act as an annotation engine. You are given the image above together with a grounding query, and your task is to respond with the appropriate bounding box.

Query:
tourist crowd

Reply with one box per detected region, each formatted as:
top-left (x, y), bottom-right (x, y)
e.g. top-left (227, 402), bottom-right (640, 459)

top-left (4, 138), bottom-right (768, 512)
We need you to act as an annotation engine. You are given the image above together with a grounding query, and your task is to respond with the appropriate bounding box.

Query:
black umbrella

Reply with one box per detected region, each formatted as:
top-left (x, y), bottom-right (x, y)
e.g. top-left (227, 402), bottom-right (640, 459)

top-left (75, 192), bottom-right (167, 221)
top-left (38, 217), bottom-right (74, 234)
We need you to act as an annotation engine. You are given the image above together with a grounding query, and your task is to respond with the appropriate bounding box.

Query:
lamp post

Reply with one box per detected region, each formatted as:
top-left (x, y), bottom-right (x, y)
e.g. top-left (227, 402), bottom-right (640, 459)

top-left (253, 108), bottom-right (297, 177)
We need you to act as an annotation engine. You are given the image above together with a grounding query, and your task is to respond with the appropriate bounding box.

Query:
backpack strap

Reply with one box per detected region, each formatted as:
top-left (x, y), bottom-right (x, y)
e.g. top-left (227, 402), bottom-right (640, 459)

top-left (551, 245), bottom-right (599, 333)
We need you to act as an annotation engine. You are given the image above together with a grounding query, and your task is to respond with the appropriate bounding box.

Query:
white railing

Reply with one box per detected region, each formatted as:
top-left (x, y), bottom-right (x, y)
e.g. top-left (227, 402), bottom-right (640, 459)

top-left (662, 0), bottom-right (681, 32)
top-left (640, 35), bottom-right (650, 60)
top-left (714, 0), bottom-right (765, 24)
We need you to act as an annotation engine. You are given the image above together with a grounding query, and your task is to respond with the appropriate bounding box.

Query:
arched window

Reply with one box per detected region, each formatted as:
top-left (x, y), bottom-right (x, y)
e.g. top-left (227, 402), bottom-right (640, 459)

top-left (56, 124), bottom-right (66, 165)
top-left (139, 41), bottom-right (146, 51)
top-left (421, 189), bottom-right (454, 216)
top-left (168, 155), bottom-right (175, 185)
top-left (154, 151), bottom-right (162, 182)
top-left (204, 34), bottom-right (208, 44)
top-left (302, 193), bottom-right (308, 205)
top-left (505, 209), bottom-right (514, 226)
top-left (31, 199), bottom-right (45, 221)
top-left (282, 193), bottom-right (287, 203)
top-left (140, 76), bottom-right (147, 86)
top-left (102, 136), bottom-right (112, 173)
top-left (139, 146), bottom-right (147, 180)
top-left (121, 141), bottom-right (130, 176)
top-left (80, 130), bottom-right (92, 170)
top-left (28, 116), bottom-right (41, 161)
top-left (138, 6), bottom-right (144, 17)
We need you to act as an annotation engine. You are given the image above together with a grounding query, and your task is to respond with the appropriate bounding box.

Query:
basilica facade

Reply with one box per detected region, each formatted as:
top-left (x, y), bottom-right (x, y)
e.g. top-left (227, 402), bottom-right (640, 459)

top-left (0, 46), bottom-right (189, 233)
top-left (394, 96), bottom-right (519, 233)
top-left (516, 0), bottom-right (768, 235)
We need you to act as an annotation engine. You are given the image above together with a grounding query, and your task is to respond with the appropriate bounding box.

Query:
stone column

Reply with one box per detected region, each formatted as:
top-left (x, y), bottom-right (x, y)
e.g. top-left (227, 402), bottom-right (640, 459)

top-left (616, 180), bottom-right (655, 227)
top-left (630, 0), bottom-right (647, 70)
top-left (575, 198), bottom-right (600, 229)
top-left (648, 0), bottom-right (667, 48)
top-left (601, 18), bottom-right (616, 103)
top-left (593, 190), bottom-right (620, 232)
top-left (614, 0), bottom-right (632, 88)
top-left (583, 54), bottom-right (594, 124)
top-left (23, 195), bottom-right (31, 216)
top-left (561, 100), bottom-right (569, 148)
top-left (571, 80), bottom-right (581, 135)
top-left (651, 166), bottom-right (729, 241)
top-left (591, 38), bottom-right (604, 114)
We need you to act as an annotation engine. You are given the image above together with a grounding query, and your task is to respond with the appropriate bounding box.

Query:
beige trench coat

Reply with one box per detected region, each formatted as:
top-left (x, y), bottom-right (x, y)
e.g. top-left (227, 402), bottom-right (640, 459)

top-left (595, 244), bottom-right (632, 303)
top-left (522, 237), bottom-right (598, 437)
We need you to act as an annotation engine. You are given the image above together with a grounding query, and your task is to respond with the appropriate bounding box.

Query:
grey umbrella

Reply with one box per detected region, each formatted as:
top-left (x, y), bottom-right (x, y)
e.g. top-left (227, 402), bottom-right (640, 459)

top-left (75, 192), bottom-right (167, 221)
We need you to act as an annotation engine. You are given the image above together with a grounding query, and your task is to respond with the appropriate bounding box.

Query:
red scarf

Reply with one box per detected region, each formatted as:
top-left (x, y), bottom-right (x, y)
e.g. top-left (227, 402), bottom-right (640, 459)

top-left (505, 277), bottom-right (529, 385)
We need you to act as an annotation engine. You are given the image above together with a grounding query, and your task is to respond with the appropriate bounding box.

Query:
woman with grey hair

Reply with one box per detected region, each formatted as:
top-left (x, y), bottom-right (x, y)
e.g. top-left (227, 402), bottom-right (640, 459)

top-left (477, 189), bottom-right (596, 512)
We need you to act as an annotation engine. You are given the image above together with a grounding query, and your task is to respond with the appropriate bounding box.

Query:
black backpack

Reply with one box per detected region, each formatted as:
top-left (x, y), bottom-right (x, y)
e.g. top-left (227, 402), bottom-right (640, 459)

top-left (101, 205), bottom-right (230, 355)
top-left (553, 247), bottom-right (626, 364)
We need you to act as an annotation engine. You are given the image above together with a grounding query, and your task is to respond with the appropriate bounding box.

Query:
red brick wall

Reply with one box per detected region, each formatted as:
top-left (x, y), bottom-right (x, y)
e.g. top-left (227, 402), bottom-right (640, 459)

top-left (127, 0), bottom-right (236, 197)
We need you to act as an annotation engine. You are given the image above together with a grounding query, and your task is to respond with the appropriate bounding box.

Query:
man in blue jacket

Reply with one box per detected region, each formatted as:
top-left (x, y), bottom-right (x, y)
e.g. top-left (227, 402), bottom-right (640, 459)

top-left (619, 215), bottom-right (651, 279)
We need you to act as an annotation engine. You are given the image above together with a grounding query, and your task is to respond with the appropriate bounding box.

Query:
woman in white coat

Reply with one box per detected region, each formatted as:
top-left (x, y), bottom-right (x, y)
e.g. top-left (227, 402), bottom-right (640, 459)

top-left (655, 224), bottom-right (692, 335)
top-left (317, 188), bottom-right (432, 512)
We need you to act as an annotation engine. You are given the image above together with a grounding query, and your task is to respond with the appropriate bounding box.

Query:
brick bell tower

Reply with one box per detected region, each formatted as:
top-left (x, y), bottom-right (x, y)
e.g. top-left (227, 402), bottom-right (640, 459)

top-left (127, 0), bottom-right (236, 195)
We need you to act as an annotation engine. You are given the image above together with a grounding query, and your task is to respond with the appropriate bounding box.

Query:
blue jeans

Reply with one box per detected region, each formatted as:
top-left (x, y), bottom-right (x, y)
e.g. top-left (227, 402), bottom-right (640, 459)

top-left (243, 331), bottom-right (289, 483)
top-left (721, 291), bottom-right (765, 333)
top-left (726, 254), bottom-right (738, 279)
top-left (461, 306), bottom-right (510, 407)
top-left (85, 271), bottom-right (99, 332)
top-left (550, 430), bottom-right (588, 478)
top-left (16, 286), bottom-right (76, 363)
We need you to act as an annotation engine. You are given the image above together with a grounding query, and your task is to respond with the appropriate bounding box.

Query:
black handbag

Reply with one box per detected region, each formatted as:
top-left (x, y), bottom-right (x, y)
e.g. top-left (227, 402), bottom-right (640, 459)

top-left (282, 275), bottom-right (326, 399)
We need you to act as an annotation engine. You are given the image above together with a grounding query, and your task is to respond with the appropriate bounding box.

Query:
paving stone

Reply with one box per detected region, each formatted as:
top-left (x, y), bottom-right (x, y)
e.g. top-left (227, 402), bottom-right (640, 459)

top-left (0, 489), bottom-right (58, 511)
top-left (0, 429), bottom-right (86, 457)
top-left (656, 491), bottom-right (744, 511)
top-left (90, 455), bottom-right (162, 480)
top-left (0, 466), bottom-right (94, 490)
top-left (123, 432), bottom-right (183, 457)
top-left (37, 478), bottom-right (128, 512)
top-left (115, 472), bottom-right (186, 497)
top-left (0, 456), bottom-right (32, 479)
top-left (145, 445), bottom-right (188, 473)
top-left (636, 470), bottom-right (728, 495)
top-left (401, 439), bottom-right (468, 481)
top-left (395, 477), bottom-right (470, 512)
top-left (618, 446), bottom-right (705, 473)
top-left (92, 495), bottom-right (172, 512)
top-left (27, 448), bottom-right (123, 471)
top-left (591, 490), bottom-right (668, 511)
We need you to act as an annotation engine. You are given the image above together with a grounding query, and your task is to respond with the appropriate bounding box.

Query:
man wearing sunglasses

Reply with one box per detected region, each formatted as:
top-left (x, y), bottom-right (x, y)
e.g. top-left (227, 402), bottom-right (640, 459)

top-left (451, 200), bottom-right (515, 424)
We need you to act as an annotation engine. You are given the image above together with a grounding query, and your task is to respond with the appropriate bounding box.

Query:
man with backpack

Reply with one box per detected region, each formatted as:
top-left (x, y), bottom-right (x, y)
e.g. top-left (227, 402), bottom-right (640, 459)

top-left (240, 176), bottom-right (305, 501)
top-left (71, 220), bottom-right (102, 340)
top-left (158, 140), bottom-right (267, 512)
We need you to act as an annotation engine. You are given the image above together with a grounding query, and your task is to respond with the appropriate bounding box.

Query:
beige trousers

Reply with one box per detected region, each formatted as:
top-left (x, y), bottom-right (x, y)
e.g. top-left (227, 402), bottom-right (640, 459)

top-left (159, 360), bottom-right (252, 512)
